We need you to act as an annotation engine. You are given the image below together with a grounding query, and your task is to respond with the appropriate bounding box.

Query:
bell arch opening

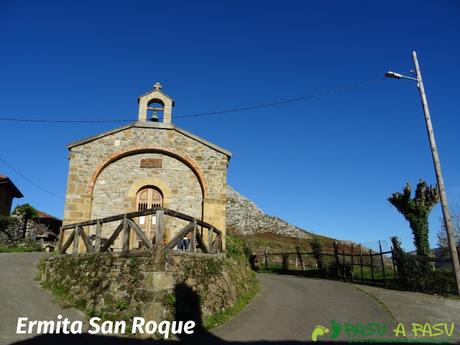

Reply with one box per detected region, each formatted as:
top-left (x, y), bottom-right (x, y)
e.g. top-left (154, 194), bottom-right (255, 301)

top-left (146, 99), bottom-right (165, 122)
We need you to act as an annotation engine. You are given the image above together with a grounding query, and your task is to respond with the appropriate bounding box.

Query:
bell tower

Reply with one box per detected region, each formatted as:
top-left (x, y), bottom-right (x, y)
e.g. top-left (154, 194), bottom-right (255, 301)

top-left (138, 82), bottom-right (175, 124)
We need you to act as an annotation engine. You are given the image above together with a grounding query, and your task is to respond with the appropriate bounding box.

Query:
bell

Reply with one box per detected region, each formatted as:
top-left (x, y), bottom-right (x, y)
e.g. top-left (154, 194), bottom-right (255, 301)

top-left (150, 110), bottom-right (159, 122)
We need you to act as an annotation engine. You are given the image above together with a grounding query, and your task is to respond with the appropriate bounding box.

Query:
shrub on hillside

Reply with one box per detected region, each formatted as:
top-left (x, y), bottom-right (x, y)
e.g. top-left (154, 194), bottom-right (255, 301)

top-left (391, 236), bottom-right (456, 295)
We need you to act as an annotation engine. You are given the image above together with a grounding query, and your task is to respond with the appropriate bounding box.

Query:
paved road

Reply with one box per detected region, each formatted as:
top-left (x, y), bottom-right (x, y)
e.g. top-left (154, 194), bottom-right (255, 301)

top-left (356, 284), bottom-right (460, 340)
top-left (0, 253), bottom-right (85, 345)
top-left (213, 274), bottom-right (460, 342)
top-left (2, 253), bottom-right (460, 344)
top-left (212, 274), bottom-right (395, 342)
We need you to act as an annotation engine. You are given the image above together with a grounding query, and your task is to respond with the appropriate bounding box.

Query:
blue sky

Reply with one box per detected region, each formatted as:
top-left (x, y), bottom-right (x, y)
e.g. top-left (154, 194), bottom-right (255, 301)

top-left (1, 0), bottom-right (459, 251)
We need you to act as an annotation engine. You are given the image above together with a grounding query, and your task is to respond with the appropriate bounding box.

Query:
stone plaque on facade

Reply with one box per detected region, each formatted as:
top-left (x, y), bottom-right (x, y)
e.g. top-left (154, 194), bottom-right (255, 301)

top-left (140, 158), bottom-right (162, 168)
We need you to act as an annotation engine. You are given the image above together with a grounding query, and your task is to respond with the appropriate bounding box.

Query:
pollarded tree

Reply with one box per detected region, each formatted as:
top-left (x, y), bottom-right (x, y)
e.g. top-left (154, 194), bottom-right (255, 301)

top-left (388, 180), bottom-right (439, 257)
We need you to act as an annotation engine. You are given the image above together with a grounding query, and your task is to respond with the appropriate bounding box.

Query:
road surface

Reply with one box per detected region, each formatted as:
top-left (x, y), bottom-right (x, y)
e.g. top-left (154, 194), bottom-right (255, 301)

top-left (0, 253), bottom-right (85, 345)
top-left (2, 253), bottom-right (460, 344)
top-left (212, 274), bottom-right (395, 341)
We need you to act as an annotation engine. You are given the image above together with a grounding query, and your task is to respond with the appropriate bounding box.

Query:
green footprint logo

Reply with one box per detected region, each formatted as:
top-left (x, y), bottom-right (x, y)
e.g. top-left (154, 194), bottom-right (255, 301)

top-left (311, 325), bottom-right (329, 342)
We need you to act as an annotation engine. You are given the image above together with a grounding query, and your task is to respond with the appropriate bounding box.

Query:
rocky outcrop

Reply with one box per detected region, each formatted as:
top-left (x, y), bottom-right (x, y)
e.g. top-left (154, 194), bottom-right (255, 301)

top-left (226, 186), bottom-right (313, 239)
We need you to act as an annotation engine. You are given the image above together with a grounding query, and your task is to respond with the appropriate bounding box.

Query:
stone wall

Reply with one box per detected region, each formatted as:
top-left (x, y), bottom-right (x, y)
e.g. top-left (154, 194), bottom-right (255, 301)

top-left (0, 214), bottom-right (57, 248)
top-left (40, 249), bottom-right (256, 329)
top-left (63, 122), bottom-right (229, 248)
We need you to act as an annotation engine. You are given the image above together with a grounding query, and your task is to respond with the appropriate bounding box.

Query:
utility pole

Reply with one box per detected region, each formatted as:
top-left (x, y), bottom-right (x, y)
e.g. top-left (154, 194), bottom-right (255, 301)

top-left (412, 51), bottom-right (460, 294)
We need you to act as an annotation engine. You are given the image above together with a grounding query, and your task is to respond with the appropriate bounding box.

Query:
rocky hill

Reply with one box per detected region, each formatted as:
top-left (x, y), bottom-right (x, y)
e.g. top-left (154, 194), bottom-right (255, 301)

top-left (226, 185), bottom-right (314, 240)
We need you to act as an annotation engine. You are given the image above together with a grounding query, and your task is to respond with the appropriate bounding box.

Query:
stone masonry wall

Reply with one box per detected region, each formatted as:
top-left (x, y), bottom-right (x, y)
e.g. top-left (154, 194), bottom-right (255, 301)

top-left (41, 250), bottom-right (256, 329)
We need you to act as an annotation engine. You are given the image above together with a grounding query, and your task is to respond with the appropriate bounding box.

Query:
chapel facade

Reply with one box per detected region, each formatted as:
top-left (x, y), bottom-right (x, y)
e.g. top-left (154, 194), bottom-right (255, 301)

top-left (63, 83), bottom-right (230, 250)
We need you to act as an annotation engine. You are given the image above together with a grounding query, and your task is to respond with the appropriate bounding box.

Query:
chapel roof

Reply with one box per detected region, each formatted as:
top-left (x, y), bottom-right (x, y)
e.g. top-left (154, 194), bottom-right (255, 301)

top-left (67, 122), bottom-right (232, 158)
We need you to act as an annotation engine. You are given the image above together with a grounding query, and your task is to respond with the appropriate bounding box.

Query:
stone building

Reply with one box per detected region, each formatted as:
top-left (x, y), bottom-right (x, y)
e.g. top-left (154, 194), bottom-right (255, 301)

top-left (0, 175), bottom-right (23, 216)
top-left (63, 83), bottom-right (231, 250)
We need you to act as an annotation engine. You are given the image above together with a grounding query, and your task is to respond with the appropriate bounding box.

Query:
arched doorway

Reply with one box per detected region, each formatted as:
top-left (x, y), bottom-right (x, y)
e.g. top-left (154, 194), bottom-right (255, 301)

top-left (132, 186), bottom-right (163, 248)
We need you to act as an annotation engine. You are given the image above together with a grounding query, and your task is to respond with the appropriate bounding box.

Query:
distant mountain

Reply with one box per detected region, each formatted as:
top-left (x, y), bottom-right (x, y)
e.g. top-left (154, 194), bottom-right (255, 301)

top-left (226, 186), bottom-right (314, 239)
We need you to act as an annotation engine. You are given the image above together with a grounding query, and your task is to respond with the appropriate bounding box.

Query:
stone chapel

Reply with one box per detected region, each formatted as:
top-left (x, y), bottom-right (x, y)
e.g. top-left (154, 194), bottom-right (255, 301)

top-left (63, 83), bottom-right (230, 250)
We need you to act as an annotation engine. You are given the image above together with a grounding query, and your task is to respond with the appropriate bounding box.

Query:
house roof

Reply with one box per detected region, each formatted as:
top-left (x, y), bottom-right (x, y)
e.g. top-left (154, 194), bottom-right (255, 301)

top-left (0, 175), bottom-right (23, 198)
top-left (35, 210), bottom-right (61, 221)
top-left (67, 121), bottom-right (232, 158)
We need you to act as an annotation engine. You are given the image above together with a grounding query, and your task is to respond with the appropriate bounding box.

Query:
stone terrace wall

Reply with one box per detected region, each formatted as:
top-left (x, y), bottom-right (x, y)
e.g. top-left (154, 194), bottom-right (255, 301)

top-left (40, 250), bottom-right (256, 326)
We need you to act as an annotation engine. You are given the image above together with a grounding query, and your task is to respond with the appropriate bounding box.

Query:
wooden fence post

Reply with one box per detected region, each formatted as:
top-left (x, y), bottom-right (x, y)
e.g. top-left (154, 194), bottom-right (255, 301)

top-left (390, 246), bottom-right (397, 279)
top-left (264, 250), bottom-right (269, 270)
top-left (350, 244), bottom-right (354, 282)
top-left (296, 246), bottom-right (305, 271)
top-left (72, 225), bottom-right (79, 256)
top-left (282, 249), bottom-right (289, 272)
top-left (359, 245), bottom-right (364, 281)
top-left (155, 209), bottom-right (164, 249)
top-left (333, 241), bottom-right (340, 279)
top-left (370, 249), bottom-right (375, 285)
top-left (95, 219), bottom-right (102, 252)
top-left (208, 227), bottom-right (213, 253)
top-left (57, 227), bottom-right (64, 254)
top-left (342, 249), bottom-right (346, 281)
top-left (190, 221), bottom-right (197, 252)
top-left (378, 240), bottom-right (386, 285)
top-left (122, 214), bottom-right (130, 254)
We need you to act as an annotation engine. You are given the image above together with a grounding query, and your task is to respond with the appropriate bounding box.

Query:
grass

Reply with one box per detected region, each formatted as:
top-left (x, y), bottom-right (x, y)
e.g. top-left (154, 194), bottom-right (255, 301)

top-left (204, 280), bottom-right (260, 329)
top-left (352, 266), bottom-right (396, 281)
top-left (41, 281), bottom-right (79, 309)
top-left (0, 246), bottom-right (41, 253)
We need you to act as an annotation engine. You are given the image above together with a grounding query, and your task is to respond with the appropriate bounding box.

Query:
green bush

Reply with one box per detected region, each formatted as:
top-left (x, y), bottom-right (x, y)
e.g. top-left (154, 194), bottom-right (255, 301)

top-left (391, 236), bottom-right (456, 295)
top-left (226, 235), bottom-right (251, 261)
top-left (13, 204), bottom-right (39, 219)
top-left (310, 238), bottom-right (324, 271)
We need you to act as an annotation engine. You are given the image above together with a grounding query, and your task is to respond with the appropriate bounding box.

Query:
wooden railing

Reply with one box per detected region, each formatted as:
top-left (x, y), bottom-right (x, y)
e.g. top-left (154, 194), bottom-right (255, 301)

top-left (58, 207), bottom-right (223, 255)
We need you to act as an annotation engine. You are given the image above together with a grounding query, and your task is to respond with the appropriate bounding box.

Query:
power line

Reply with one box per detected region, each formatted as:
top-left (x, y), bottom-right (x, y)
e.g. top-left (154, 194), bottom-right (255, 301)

top-left (0, 118), bottom-right (129, 123)
top-left (0, 156), bottom-right (64, 199)
top-left (175, 77), bottom-right (386, 119)
top-left (0, 77), bottom-right (386, 123)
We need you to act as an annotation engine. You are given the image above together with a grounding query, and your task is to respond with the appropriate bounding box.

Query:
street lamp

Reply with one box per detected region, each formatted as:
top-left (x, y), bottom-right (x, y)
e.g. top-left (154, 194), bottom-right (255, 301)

top-left (385, 71), bottom-right (417, 81)
top-left (386, 51), bottom-right (460, 295)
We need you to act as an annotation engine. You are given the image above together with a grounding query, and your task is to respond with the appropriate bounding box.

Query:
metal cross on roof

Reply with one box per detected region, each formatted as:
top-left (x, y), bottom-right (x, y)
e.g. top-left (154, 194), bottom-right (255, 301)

top-left (154, 82), bottom-right (162, 91)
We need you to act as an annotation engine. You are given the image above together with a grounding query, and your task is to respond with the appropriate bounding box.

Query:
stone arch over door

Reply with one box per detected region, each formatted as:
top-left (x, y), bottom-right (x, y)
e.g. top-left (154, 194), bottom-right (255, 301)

top-left (87, 146), bottom-right (209, 199)
top-left (126, 176), bottom-right (172, 212)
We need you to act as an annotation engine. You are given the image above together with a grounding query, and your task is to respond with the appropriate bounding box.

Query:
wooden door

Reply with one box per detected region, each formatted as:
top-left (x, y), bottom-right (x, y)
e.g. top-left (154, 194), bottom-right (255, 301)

top-left (134, 186), bottom-right (163, 247)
